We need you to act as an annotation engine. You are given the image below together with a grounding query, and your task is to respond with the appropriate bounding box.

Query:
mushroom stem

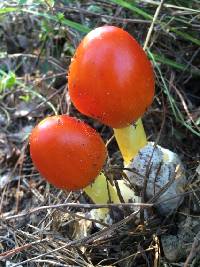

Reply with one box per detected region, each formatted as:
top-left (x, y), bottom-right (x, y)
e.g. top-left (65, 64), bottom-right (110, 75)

top-left (84, 173), bottom-right (120, 222)
top-left (113, 118), bottom-right (147, 165)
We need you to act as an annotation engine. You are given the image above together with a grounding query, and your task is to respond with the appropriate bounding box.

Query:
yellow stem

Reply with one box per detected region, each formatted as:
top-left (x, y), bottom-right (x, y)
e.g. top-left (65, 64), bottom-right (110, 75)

top-left (84, 173), bottom-right (120, 221)
top-left (113, 118), bottom-right (147, 165)
top-left (83, 118), bottom-right (147, 222)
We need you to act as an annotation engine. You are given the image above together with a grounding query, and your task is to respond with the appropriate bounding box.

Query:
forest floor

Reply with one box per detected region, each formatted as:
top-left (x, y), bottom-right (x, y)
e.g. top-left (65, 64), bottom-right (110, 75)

top-left (0, 1), bottom-right (200, 266)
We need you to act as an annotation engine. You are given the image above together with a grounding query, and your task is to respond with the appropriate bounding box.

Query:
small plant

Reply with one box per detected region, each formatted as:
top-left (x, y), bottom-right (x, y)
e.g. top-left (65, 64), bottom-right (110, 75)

top-left (0, 71), bottom-right (16, 92)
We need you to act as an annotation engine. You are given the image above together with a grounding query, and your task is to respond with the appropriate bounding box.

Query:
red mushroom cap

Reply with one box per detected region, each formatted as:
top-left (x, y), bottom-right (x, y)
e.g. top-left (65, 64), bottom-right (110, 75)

top-left (68, 25), bottom-right (155, 128)
top-left (29, 115), bottom-right (107, 190)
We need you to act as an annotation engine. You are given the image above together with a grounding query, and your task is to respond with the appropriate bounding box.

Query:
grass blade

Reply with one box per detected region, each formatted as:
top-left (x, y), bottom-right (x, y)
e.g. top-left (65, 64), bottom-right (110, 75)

top-left (0, 7), bottom-right (19, 14)
top-left (148, 50), bottom-right (200, 137)
top-left (110, 0), bottom-right (200, 46)
top-left (22, 9), bottom-right (90, 33)
top-left (110, 0), bottom-right (152, 19)
top-left (150, 53), bottom-right (200, 76)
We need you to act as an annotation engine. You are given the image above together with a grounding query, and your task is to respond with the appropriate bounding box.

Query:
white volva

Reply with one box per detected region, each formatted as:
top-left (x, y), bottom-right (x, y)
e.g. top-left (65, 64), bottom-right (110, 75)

top-left (124, 142), bottom-right (186, 215)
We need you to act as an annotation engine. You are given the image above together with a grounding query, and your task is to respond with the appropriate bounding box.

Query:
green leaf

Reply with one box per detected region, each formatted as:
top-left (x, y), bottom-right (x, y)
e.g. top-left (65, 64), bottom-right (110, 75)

top-left (22, 9), bottom-right (90, 33)
top-left (87, 5), bottom-right (104, 14)
top-left (18, 0), bottom-right (28, 4)
top-left (45, 0), bottom-right (55, 8)
top-left (171, 28), bottom-right (200, 46)
top-left (110, 0), bottom-right (152, 20)
top-left (56, 12), bottom-right (65, 23)
top-left (149, 52), bottom-right (200, 76)
top-left (0, 72), bottom-right (16, 92)
top-left (19, 94), bottom-right (31, 102)
top-left (196, 117), bottom-right (200, 126)
top-left (0, 7), bottom-right (19, 14)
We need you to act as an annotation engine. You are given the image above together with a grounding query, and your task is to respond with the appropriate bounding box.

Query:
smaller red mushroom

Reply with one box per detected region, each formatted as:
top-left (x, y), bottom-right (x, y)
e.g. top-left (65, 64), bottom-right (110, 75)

top-left (29, 115), bottom-right (121, 223)
top-left (29, 115), bottom-right (106, 190)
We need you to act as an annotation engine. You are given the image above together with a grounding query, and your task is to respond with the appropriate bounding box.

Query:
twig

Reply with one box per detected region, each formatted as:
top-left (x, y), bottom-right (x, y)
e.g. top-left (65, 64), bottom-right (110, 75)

top-left (140, 0), bottom-right (200, 13)
top-left (184, 231), bottom-right (200, 267)
top-left (3, 187), bottom-right (200, 222)
top-left (33, 260), bottom-right (76, 267)
top-left (1, 202), bottom-right (152, 221)
top-left (113, 246), bottom-right (155, 265)
top-left (0, 239), bottom-right (48, 260)
top-left (2, 53), bottom-right (66, 71)
top-left (153, 235), bottom-right (160, 267)
top-left (171, 80), bottom-right (200, 132)
top-left (11, 209), bottom-right (141, 267)
top-left (55, 5), bottom-right (151, 24)
top-left (143, 0), bottom-right (165, 50)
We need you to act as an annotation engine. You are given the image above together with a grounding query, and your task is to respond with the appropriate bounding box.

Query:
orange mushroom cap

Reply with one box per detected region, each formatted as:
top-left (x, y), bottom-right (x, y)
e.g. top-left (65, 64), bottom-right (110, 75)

top-left (68, 26), bottom-right (155, 128)
top-left (29, 115), bottom-right (107, 190)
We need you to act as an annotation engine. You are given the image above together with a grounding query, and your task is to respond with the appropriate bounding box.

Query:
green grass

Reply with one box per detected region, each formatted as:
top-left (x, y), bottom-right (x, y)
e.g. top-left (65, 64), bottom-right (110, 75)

top-left (22, 9), bottom-right (90, 33)
top-left (149, 50), bottom-right (200, 137)
top-left (110, 0), bottom-right (200, 46)
top-left (0, 7), bottom-right (19, 14)
top-left (1, 0), bottom-right (199, 136)
top-left (2, 2), bottom-right (199, 76)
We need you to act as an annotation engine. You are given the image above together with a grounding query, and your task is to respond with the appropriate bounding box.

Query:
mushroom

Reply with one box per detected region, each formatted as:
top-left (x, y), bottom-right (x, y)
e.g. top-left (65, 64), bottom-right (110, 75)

top-left (68, 25), bottom-right (155, 164)
top-left (67, 26), bottom-right (186, 216)
top-left (29, 115), bottom-right (121, 222)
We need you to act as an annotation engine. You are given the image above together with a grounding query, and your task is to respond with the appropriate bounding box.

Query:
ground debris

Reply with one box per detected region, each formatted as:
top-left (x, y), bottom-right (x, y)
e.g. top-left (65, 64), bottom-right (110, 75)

top-left (0, 0), bottom-right (199, 266)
